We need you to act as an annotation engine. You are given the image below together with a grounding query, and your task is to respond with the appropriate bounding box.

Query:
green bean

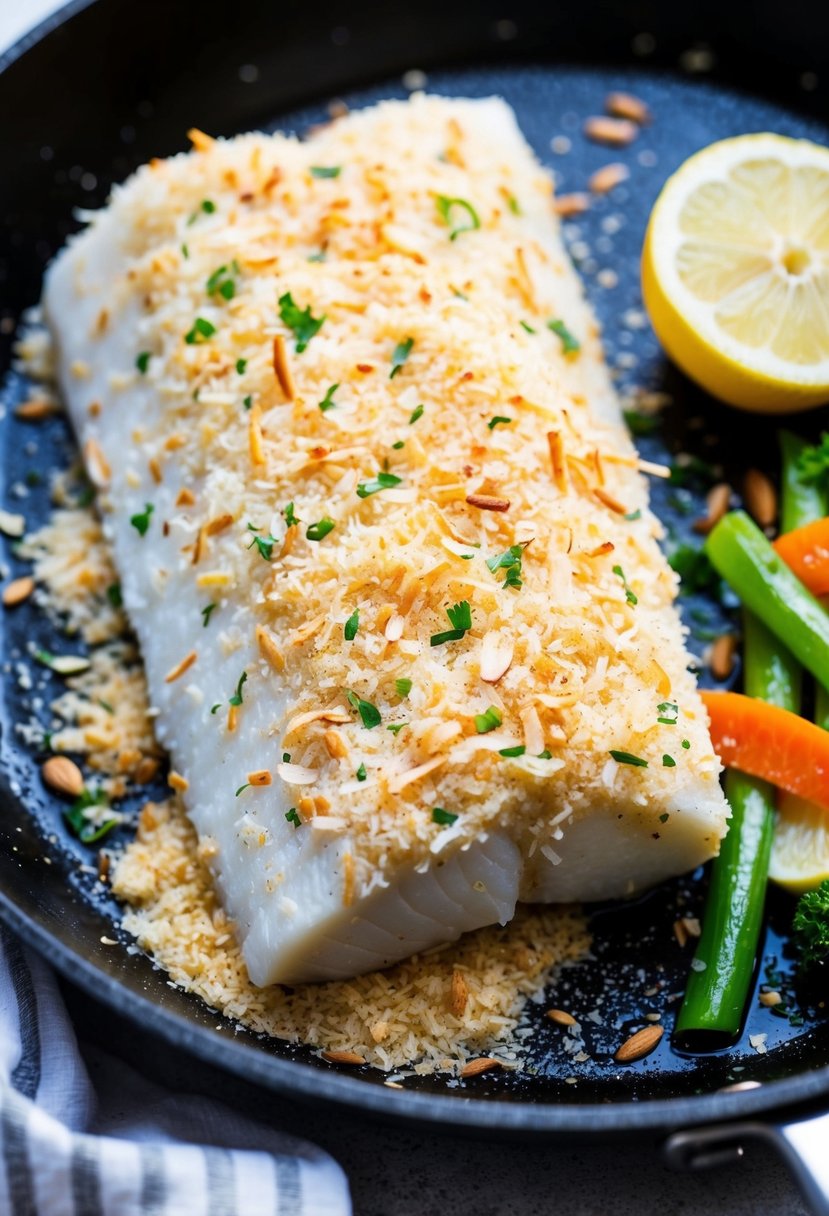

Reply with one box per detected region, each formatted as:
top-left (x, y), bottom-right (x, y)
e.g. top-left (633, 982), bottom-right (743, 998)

top-left (705, 510), bottom-right (829, 691)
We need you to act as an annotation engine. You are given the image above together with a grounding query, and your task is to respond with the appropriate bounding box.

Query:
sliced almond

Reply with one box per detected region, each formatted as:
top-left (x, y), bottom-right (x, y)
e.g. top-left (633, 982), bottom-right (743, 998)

top-left (387, 756), bottom-right (445, 794)
top-left (546, 1008), bottom-right (577, 1026)
top-left (322, 1050), bottom-right (365, 1066)
top-left (466, 493), bottom-right (510, 513)
top-left (2, 576), bottom-right (34, 607)
top-left (589, 163), bottom-right (630, 195)
top-left (460, 1057), bottom-right (502, 1079)
top-left (743, 468), bottom-right (777, 529)
top-left (450, 969), bottom-right (469, 1017)
top-left (584, 116), bottom-right (638, 146)
top-left (605, 91), bottom-right (651, 124)
top-left (256, 624), bottom-right (285, 672)
top-left (759, 990), bottom-right (782, 1007)
top-left (41, 755), bottom-right (84, 799)
top-left (324, 729), bottom-right (348, 760)
top-left (553, 192), bottom-right (590, 217)
top-left (709, 633), bottom-right (737, 682)
top-left (694, 482), bottom-right (731, 535)
top-left (480, 631), bottom-right (514, 683)
top-left (615, 1024), bottom-right (664, 1063)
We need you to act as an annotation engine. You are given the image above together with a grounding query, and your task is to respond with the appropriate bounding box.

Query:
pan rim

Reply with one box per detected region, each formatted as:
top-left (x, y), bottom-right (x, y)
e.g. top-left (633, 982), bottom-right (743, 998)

top-left (3, 0), bottom-right (829, 1138)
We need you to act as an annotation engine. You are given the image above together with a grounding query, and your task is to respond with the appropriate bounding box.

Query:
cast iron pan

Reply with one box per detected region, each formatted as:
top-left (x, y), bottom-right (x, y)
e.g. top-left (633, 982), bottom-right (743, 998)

top-left (3, 0), bottom-right (829, 1203)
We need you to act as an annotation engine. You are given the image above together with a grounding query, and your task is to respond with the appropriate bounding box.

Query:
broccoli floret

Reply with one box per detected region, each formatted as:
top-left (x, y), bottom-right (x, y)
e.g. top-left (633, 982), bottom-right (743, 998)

top-left (793, 880), bottom-right (829, 970)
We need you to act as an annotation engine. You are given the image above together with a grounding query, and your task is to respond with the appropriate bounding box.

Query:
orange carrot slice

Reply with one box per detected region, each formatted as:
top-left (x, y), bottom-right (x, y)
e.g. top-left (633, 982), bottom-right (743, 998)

top-left (701, 690), bottom-right (829, 811)
top-left (774, 517), bottom-right (829, 598)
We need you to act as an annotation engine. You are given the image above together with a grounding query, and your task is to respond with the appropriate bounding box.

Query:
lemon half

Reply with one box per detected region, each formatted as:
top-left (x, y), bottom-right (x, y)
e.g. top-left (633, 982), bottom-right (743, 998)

top-left (642, 133), bottom-right (829, 412)
top-left (769, 792), bottom-right (829, 894)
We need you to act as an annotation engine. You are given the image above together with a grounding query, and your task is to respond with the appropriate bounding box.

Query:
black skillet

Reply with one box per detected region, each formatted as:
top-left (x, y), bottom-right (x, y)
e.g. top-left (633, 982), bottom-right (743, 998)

top-left (2, 0), bottom-right (829, 1207)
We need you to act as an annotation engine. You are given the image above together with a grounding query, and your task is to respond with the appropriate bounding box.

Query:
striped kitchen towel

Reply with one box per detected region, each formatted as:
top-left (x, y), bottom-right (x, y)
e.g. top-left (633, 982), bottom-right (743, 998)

top-left (0, 926), bottom-right (350, 1215)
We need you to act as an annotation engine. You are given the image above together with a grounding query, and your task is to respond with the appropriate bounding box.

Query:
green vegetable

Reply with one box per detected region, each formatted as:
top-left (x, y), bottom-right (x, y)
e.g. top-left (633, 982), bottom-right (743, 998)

top-left (792, 880), bottom-right (829, 969)
top-left (65, 787), bottom-right (119, 845)
top-left (430, 600), bottom-right (472, 646)
top-left (356, 763), bottom-right (367, 782)
top-left (474, 706), bottom-right (502, 734)
top-left (243, 395), bottom-right (253, 410)
top-left (390, 337), bottom-right (414, 379)
top-left (488, 416), bottom-right (512, 431)
top-left (247, 525), bottom-right (277, 561)
top-left (435, 195), bottom-right (481, 240)
top-left (668, 543), bottom-right (720, 595)
top-left (278, 292), bottom-right (325, 352)
top-left (486, 545), bottom-right (523, 590)
top-left (235, 783), bottom-right (250, 797)
top-left (357, 471), bottom-right (402, 498)
top-left (184, 317), bottom-right (217, 344)
top-left (318, 384), bottom-right (339, 413)
top-left (106, 583), bottom-right (122, 608)
top-left (284, 502), bottom-right (299, 527)
top-left (236, 358), bottom-right (247, 375)
top-left (432, 807), bottom-right (458, 826)
top-left (499, 745), bottom-right (526, 758)
top-left (623, 410), bottom-right (660, 437)
top-left (395, 678), bottom-right (412, 697)
top-left (705, 510), bottom-right (829, 691)
top-left (344, 608), bottom-right (359, 641)
top-left (130, 503), bottom-right (154, 536)
top-left (520, 321), bottom-right (536, 334)
top-left (136, 352), bottom-right (151, 374)
top-left (547, 318), bottom-right (580, 356)
top-left (346, 690), bottom-right (381, 729)
top-left (609, 750), bottom-right (648, 767)
top-left (409, 404), bottom-right (424, 424)
top-left (793, 431), bottom-right (829, 490)
top-left (206, 262), bottom-right (238, 301)
top-left (662, 755), bottom-right (676, 767)
top-left (386, 723), bottom-right (407, 735)
top-left (285, 807), bottom-right (301, 827)
top-left (612, 563), bottom-right (637, 606)
top-left (306, 517), bottom-right (335, 541)
top-left (310, 165), bottom-right (341, 179)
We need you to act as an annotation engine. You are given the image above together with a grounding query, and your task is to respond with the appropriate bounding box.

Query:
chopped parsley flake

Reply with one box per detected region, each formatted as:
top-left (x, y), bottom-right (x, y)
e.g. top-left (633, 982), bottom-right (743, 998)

top-left (475, 706), bottom-right (503, 734)
top-left (547, 318), bottom-right (581, 356)
top-left (488, 415), bottom-right (513, 430)
top-left (395, 678), bottom-right (412, 697)
top-left (430, 600), bottom-right (472, 646)
top-left (201, 602), bottom-right (217, 627)
top-left (432, 807), bottom-right (458, 826)
top-left (506, 194), bottom-right (521, 215)
top-left (201, 199), bottom-right (216, 214)
top-left (284, 502), bottom-right (299, 527)
top-left (278, 292), bottom-right (325, 352)
top-left (243, 395), bottom-right (253, 410)
top-left (487, 544), bottom-right (524, 590)
top-left (519, 321), bottom-right (536, 335)
top-left (537, 749), bottom-right (553, 760)
top-left (624, 509), bottom-right (642, 521)
top-left (390, 337), bottom-right (414, 379)
top-left (235, 783), bottom-right (250, 797)
top-left (308, 250), bottom-right (326, 263)
top-left (229, 671), bottom-right (247, 707)
top-left (247, 527), bottom-right (277, 561)
top-left (310, 165), bottom-right (341, 178)
top-left (210, 703), bottom-right (221, 715)
top-left (392, 440), bottom-right (405, 450)
top-left (610, 749), bottom-right (648, 768)
top-left (130, 503), bottom-right (154, 537)
top-left (236, 358), bottom-right (247, 374)
top-left (206, 261), bottom-right (239, 301)
top-left (318, 383), bottom-right (339, 412)
top-left (387, 723), bottom-right (407, 735)
top-left (346, 690), bottom-right (381, 729)
top-left (662, 754), bottom-right (676, 768)
top-left (409, 403), bottom-right (424, 424)
top-left (306, 516), bottom-right (335, 541)
top-left (682, 739), bottom-right (691, 749)
top-left (185, 317), bottom-right (217, 345)
top-left (106, 583), bottom-right (122, 608)
top-left (499, 745), bottom-right (526, 758)
top-left (344, 608), bottom-right (360, 641)
top-left (283, 753), bottom-right (291, 763)
top-left (668, 544), bottom-right (720, 596)
top-left (613, 564), bottom-right (638, 606)
top-left (658, 701), bottom-right (679, 726)
top-left (659, 812), bottom-right (670, 823)
top-left (435, 195), bottom-right (481, 240)
top-left (357, 471), bottom-right (402, 498)
top-left (65, 787), bottom-right (118, 845)
top-left (356, 763), bottom-right (367, 782)
top-left (136, 351), bottom-right (151, 374)
top-left (285, 807), bottom-right (301, 827)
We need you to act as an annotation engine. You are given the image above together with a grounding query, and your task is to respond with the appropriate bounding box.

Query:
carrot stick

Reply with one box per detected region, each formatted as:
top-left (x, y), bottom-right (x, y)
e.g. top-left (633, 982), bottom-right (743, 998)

top-left (701, 690), bottom-right (829, 811)
top-left (773, 517), bottom-right (829, 598)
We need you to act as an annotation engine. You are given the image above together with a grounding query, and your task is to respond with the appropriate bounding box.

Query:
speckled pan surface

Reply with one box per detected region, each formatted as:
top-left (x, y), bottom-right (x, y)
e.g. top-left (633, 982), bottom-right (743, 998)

top-left (2, 0), bottom-right (829, 1134)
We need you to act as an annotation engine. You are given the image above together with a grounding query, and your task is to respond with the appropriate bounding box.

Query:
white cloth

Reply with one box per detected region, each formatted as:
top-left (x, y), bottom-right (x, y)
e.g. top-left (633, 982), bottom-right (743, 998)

top-left (0, 926), bottom-right (351, 1215)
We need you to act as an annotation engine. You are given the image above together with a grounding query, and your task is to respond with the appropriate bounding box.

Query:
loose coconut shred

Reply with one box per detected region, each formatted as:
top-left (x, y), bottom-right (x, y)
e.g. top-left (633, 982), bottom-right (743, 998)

top-left (19, 494), bottom-right (590, 1075)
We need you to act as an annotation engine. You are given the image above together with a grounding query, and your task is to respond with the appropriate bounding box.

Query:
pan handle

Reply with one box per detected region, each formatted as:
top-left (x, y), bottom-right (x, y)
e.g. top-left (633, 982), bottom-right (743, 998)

top-left (664, 1110), bottom-right (829, 1216)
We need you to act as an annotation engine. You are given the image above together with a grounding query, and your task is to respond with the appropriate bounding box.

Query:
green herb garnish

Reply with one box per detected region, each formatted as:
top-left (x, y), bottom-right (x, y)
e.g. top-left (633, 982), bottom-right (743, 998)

top-left (319, 383), bottom-right (340, 413)
top-left (130, 503), bottom-right (154, 537)
top-left (136, 352), bottom-right (151, 374)
top-left (793, 879), bottom-right (829, 969)
top-left (344, 608), bottom-right (360, 641)
top-left (235, 783), bottom-right (250, 797)
top-left (519, 321), bottom-right (536, 335)
top-left (409, 403), bottom-right (424, 424)
top-left (613, 564), bottom-right (638, 606)
top-left (357, 471), bottom-right (402, 498)
top-left (285, 807), bottom-right (301, 827)
top-left (278, 292), bottom-right (325, 353)
top-left (346, 690), bottom-right (381, 729)
top-left (475, 706), bottom-right (503, 734)
top-left (386, 723), bottom-right (407, 735)
top-left (430, 600), bottom-right (472, 646)
top-left (395, 678), bottom-right (412, 697)
top-left (435, 195), bottom-right (481, 240)
top-left (206, 262), bottom-right (239, 301)
top-left (310, 165), bottom-right (342, 179)
top-left (488, 415), bottom-right (513, 431)
top-left (284, 502), bottom-right (299, 527)
top-left (432, 807), bottom-right (458, 826)
top-left (201, 603), bottom-right (217, 627)
top-left (487, 545), bottom-right (523, 590)
top-left (610, 750), bottom-right (648, 767)
top-left (306, 516), bottom-right (335, 541)
top-left (106, 583), bottom-right (122, 608)
top-left (229, 671), bottom-right (247, 707)
top-left (390, 337), bottom-right (414, 379)
top-left (547, 318), bottom-right (581, 356)
top-left (65, 787), bottom-right (118, 845)
top-left (658, 701), bottom-right (679, 726)
top-left (662, 755), bottom-right (676, 768)
top-left (356, 763), bottom-right (367, 782)
top-left (499, 745), bottom-right (526, 758)
top-left (236, 358), bottom-right (247, 375)
top-left (185, 317), bottom-right (217, 345)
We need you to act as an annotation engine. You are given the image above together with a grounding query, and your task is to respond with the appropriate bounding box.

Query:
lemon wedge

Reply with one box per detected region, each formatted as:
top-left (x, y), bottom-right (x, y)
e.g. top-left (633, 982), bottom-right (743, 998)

top-left (642, 133), bottom-right (829, 412)
top-left (769, 791), bottom-right (829, 893)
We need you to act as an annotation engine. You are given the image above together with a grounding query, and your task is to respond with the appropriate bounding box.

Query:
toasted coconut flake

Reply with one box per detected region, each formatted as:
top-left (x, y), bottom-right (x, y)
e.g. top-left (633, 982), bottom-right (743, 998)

top-left (289, 613), bottom-right (327, 646)
top-left (547, 430), bottom-right (569, 493)
top-left (480, 631), bottom-right (514, 683)
top-left (277, 762), bottom-right (318, 785)
top-left (593, 486), bottom-right (627, 515)
top-left (191, 526), bottom-right (206, 566)
top-left (247, 769), bottom-right (272, 787)
top-left (585, 541), bottom-right (614, 558)
top-left (248, 403), bottom-right (266, 466)
top-left (384, 613), bottom-right (405, 642)
top-left (272, 333), bottom-right (296, 400)
top-left (148, 457), bottom-right (162, 485)
top-left (285, 707), bottom-right (352, 735)
top-left (387, 756), bottom-right (446, 794)
top-left (187, 127), bottom-right (216, 151)
top-left (168, 771), bottom-right (189, 793)
top-left (83, 437), bottom-right (111, 488)
top-left (450, 969), bottom-right (469, 1016)
top-left (466, 493), bottom-right (510, 513)
top-left (2, 576), bottom-right (35, 607)
top-left (460, 1057), bottom-right (502, 1079)
top-left (553, 193), bottom-right (590, 217)
top-left (175, 488), bottom-right (196, 507)
top-left (324, 729), bottom-right (348, 759)
top-left (520, 705), bottom-right (545, 755)
top-left (205, 513), bottom-right (234, 536)
top-left (589, 162), bottom-right (630, 194)
top-left (164, 650), bottom-right (197, 683)
top-left (255, 624), bottom-right (285, 671)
